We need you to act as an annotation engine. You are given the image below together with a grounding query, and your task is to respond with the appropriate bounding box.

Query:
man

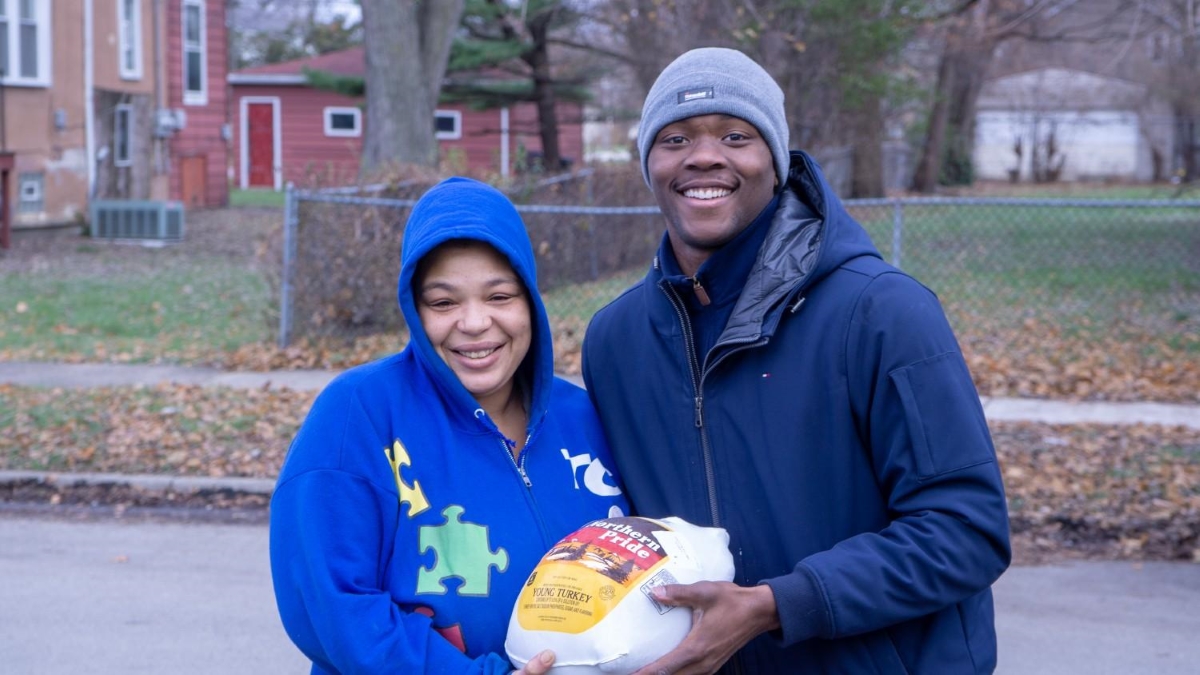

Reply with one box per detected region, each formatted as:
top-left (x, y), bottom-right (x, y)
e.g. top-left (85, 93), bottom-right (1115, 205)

top-left (581, 47), bottom-right (1011, 674)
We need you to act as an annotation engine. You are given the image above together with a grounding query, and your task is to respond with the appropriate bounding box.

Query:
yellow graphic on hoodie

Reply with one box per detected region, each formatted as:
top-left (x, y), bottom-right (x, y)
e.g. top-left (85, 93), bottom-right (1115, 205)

top-left (385, 439), bottom-right (429, 517)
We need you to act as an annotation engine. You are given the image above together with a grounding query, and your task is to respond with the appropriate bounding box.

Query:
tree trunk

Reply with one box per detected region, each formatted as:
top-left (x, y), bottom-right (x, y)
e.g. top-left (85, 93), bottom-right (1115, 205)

top-left (360, 0), bottom-right (464, 176)
top-left (525, 12), bottom-right (562, 171)
top-left (911, 5), bottom-right (998, 193)
top-left (1181, 113), bottom-right (1198, 181)
top-left (850, 96), bottom-right (885, 198)
top-left (911, 51), bottom-right (955, 193)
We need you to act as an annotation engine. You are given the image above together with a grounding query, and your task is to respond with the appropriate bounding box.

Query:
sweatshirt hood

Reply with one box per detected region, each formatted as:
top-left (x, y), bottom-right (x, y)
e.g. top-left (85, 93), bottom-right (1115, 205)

top-left (397, 177), bottom-right (553, 426)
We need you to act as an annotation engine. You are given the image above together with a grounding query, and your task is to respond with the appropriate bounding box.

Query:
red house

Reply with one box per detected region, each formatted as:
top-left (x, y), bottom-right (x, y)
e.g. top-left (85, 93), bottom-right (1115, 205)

top-left (166, 0), bottom-right (230, 208)
top-left (0, 0), bottom-right (229, 247)
top-left (227, 47), bottom-right (584, 190)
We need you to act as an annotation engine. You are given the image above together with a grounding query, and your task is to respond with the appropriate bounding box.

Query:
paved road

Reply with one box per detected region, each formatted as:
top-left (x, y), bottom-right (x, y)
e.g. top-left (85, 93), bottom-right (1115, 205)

top-left (0, 513), bottom-right (308, 675)
top-left (2, 513), bottom-right (1199, 674)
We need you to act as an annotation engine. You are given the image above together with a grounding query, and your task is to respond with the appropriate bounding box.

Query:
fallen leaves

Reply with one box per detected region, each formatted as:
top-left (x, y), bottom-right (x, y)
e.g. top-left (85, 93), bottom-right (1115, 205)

top-left (0, 383), bottom-right (315, 479)
top-left (215, 314), bottom-right (1200, 405)
top-left (996, 422), bottom-right (1200, 563)
top-left (2, 380), bottom-right (1198, 563)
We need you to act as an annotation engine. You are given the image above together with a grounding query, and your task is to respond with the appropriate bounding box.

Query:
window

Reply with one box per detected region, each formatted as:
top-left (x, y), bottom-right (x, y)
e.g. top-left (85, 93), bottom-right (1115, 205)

top-left (18, 172), bottom-right (42, 214)
top-left (324, 107), bottom-right (361, 137)
top-left (182, 0), bottom-right (207, 105)
top-left (435, 110), bottom-right (462, 140)
top-left (0, 0), bottom-right (52, 86)
top-left (114, 104), bottom-right (133, 167)
top-left (118, 0), bottom-right (142, 79)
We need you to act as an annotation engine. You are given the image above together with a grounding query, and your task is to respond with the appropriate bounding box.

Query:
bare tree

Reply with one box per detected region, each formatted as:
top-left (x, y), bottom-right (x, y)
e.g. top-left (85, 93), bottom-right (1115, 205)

top-left (909, 0), bottom-right (1148, 192)
top-left (911, 0), bottom-right (1003, 192)
top-left (360, 0), bottom-right (465, 174)
top-left (582, 0), bottom-right (738, 96)
top-left (453, 0), bottom-right (586, 172)
top-left (1135, 0), bottom-right (1200, 182)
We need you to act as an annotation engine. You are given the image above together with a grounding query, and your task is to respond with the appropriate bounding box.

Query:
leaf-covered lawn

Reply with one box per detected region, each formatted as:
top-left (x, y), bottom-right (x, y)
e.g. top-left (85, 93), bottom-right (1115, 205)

top-left (0, 384), bottom-right (313, 479)
top-left (1, 381), bottom-right (1197, 563)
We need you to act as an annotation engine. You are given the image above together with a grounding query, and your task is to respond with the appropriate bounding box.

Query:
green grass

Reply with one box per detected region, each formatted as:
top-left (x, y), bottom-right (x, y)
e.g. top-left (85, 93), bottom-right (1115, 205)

top-left (542, 268), bottom-right (646, 327)
top-left (845, 201), bottom-right (1200, 334)
top-left (0, 261), bottom-right (270, 363)
top-left (2, 198), bottom-right (1196, 367)
top-left (544, 200), bottom-right (1199, 345)
top-left (230, 188), bottom-right (286, 208)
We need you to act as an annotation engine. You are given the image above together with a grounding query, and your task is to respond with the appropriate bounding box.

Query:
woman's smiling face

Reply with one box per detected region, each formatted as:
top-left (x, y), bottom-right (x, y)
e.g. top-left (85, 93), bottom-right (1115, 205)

top-left (416, 240), bottom-right (532, 411)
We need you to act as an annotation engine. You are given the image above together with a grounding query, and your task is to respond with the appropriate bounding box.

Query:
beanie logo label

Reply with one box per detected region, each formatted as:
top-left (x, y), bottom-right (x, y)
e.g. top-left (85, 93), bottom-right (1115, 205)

top-left (677, 87), bottom-right (714, 104)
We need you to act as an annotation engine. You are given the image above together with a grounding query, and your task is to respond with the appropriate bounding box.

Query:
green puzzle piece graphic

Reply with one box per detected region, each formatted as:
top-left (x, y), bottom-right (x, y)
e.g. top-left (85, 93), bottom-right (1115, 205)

top-left (417, 506), bottom-right (508, 596)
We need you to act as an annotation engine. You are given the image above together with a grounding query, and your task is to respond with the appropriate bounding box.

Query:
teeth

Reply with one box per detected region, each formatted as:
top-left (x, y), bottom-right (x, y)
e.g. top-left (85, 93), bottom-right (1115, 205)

top-left (459, 347), bottom-right (497, 359)
top-left (683, 187), bottom-right (731, 200)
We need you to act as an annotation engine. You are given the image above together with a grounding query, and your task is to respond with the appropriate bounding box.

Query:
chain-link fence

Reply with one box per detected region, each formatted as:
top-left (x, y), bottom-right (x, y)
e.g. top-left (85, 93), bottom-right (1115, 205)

top-left (272, 172), bottom-right (1200, 397)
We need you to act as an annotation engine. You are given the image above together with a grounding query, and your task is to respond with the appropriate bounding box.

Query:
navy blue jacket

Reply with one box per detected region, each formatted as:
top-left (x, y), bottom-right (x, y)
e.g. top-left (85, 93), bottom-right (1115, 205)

top-left (582, 152), bottom-right (1011, 673)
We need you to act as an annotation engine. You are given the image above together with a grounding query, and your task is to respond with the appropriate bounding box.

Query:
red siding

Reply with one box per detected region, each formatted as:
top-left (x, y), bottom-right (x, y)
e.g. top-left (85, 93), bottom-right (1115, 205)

top-left (166, 0), bottom-right (229, 207)
top-left (230, 83), bottom-right (585, 187)
top-left (233, 86), bottom-right (364, 187)
top-left (507, 101), bottom-right (585, 168)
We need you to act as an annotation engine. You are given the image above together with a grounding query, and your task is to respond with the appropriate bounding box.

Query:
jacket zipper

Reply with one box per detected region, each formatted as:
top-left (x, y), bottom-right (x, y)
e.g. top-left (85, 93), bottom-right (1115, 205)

top-left (659, 280), bottom-right (720, 526)
top-left (478, 407), bottom-right (549, 544)
top-left (503, 437), bottom-right (534, 487)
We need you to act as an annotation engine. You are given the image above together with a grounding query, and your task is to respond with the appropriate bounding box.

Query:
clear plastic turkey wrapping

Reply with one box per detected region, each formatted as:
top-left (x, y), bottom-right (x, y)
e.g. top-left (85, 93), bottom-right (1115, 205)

top-left (506, 516), bottom-right (735, 674)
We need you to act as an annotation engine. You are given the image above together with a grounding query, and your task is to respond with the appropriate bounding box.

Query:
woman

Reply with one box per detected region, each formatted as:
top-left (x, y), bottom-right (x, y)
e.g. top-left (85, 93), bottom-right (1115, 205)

top-left (270, 177), bottom-right (628, 674)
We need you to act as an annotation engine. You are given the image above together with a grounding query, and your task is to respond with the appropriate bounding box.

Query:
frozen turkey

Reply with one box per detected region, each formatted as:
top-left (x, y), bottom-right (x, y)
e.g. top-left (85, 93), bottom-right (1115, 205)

top-left (506, 516), bottom-right (735, 674)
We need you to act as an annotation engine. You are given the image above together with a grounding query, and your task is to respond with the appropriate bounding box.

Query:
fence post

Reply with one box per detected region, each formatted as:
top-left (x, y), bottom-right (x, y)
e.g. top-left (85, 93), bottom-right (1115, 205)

top-left (586, 171), bottom-right (599, 280)
top-left (278, 182), bottom-right (297, 349)
top-left (891, 198), bottom-right (904, 269)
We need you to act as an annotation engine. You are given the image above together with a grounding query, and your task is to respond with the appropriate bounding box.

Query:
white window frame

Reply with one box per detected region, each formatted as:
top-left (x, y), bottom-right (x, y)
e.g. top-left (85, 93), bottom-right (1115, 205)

top-left (435, 110), bottom-right (462, 140)
top-left (118, 0), bottom-right (143, 80)
top-left (323, 106), bottom-right (361, 138)
top-left (18, 172), bottom-right (43, 213)
top-left (0, 0), bottom-right (53, 87)
top-left (181, 0), bottom-right (207, 105)
top-left (114, 104), bottom-right (134, 167)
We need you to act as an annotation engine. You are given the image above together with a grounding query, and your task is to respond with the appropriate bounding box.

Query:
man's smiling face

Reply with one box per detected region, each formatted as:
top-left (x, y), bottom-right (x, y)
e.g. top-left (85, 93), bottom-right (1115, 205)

top-left (647, 113), bottom-right (777, 276)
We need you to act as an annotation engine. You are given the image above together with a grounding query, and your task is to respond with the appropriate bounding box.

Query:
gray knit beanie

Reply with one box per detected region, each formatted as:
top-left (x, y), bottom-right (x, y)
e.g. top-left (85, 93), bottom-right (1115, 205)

top-left (637, 47), bottom-right (789, 187)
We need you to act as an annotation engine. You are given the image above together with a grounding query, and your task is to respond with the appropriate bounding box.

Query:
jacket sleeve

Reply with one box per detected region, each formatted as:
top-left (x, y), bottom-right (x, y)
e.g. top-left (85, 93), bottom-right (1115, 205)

top-left (773, 272), bottom-right (1011, 643)
top-left (269, 393), bottom-right (513, 675)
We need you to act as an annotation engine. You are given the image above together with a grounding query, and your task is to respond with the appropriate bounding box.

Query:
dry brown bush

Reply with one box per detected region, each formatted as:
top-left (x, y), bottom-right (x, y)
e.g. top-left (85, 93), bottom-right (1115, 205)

top-left (273, 164), bottom-right (661, 343)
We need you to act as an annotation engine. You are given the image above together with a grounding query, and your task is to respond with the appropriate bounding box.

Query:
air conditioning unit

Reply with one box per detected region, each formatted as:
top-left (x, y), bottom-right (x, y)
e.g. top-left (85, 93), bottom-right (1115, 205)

top-left (154, 108), bottom-right (187, 137)
top-left (90, 200), bottom-right (186, 241)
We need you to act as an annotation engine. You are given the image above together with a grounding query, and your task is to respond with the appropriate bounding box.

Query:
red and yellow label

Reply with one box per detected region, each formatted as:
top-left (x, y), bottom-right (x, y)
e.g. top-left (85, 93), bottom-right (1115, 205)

top-left (515, 517), bottom-right (670, 634)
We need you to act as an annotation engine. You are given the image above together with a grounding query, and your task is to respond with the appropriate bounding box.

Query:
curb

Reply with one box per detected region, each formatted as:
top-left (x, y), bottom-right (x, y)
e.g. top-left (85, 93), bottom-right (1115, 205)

top-left (0, 470), bottom-right (275, 496)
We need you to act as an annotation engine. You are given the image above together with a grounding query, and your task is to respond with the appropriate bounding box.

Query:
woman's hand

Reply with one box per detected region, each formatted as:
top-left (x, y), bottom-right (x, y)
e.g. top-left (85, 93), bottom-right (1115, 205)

top-left (514, 649), bottom-right (556, 674)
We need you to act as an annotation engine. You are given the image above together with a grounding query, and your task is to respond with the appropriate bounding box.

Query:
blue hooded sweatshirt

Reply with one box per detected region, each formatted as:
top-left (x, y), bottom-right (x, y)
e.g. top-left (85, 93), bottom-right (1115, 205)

top-left (270, 177), bottom-right (628, 674)
top-left (583, 152), bottom-right (1010, 673)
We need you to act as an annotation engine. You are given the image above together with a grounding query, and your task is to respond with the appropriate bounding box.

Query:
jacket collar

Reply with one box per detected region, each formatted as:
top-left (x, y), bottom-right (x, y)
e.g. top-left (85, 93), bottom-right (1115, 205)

top-left (645, 150), bottom-right (881, 346)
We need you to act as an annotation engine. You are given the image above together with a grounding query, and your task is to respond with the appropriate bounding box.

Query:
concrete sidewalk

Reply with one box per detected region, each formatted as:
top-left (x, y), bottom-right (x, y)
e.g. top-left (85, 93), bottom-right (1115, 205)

top-left (2, 360), bottom-right (1198, 429)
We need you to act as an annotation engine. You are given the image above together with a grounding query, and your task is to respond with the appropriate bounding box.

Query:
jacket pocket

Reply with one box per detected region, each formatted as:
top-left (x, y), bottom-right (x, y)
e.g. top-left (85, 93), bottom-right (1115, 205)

top-left (819, 631), bottom-right (910, 674)
top-left (890, 351), bottom-right (995, 479)
top-left (862, 629), bottom-right (909, 675)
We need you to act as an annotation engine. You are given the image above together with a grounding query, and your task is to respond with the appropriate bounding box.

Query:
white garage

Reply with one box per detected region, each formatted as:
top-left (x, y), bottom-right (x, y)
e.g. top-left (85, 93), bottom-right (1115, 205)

top-left (973, 68), bottom-right (1174, 183)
